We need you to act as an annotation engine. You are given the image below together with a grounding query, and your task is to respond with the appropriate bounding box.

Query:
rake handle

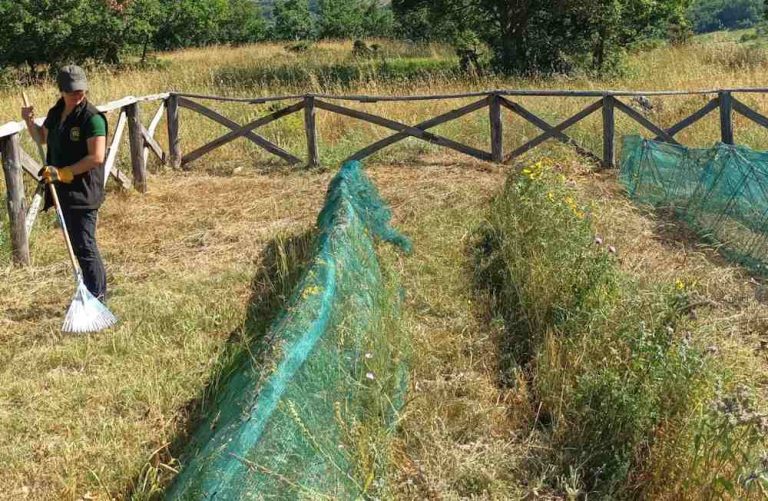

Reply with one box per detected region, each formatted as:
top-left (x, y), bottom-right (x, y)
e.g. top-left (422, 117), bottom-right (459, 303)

top-left (22, 92), bottom-right (81, 278)
top-left (22, 91), bottom-right (48, 227)
top-left (22, 92), bottom-right (48, 164)
top-left (48, 182), bottom-right (82, 278)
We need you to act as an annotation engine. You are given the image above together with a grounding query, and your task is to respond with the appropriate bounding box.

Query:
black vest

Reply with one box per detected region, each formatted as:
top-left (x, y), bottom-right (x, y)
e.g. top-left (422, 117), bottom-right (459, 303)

top-left (44, 99), bottom-right (109, 210)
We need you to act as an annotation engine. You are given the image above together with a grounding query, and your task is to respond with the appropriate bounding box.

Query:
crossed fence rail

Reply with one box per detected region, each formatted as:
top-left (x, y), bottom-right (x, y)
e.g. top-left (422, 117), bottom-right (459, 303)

top-left (4, 87), bottom-right (768, 266)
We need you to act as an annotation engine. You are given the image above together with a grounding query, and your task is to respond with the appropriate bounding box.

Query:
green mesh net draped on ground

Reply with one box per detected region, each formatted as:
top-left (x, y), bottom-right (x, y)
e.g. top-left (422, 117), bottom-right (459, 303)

top-left (621, 135), bottom-right (768, 275)
top-left (167, 161), bottom-right (412, 500)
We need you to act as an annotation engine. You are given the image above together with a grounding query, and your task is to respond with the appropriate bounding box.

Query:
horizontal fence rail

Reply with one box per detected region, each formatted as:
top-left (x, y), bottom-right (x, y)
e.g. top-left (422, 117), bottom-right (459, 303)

top-left (4, 87), bottom-right (768, 266)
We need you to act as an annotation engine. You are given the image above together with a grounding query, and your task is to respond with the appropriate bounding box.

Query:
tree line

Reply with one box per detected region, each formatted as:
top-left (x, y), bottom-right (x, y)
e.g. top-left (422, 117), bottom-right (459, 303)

top-left (0, 0), bottom-right (740, 77)
top-left (0, 0), bottom-right (395, 71)
top-left (687, 0), bottom-right (765, 33)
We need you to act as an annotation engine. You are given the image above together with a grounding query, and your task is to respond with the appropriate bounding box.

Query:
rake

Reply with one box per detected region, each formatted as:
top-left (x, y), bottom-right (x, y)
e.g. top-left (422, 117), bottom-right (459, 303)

top-left (23, 92), bottom-right (117, 333)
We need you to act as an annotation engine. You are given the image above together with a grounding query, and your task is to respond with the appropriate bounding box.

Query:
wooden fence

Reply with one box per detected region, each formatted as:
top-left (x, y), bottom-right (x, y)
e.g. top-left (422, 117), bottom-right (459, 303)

top-left (4, 87), bottom-right (768, 266)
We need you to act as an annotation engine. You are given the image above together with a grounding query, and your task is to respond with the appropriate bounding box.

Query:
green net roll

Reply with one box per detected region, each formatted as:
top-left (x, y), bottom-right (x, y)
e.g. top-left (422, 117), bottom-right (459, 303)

top-left (621, 135), bottom-right (768, 275)
top-left (167, 160), bottom-right (411, 500)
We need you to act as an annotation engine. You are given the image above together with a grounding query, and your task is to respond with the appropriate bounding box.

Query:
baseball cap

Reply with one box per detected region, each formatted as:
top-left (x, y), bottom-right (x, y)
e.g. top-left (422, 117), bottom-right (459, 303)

top-left (57, 65), bottom-right (88, 92)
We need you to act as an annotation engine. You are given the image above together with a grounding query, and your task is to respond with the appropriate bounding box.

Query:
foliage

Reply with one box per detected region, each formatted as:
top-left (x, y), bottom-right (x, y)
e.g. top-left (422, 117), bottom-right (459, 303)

top-left (219, 0), bottom-right (269, 46)
top-left (360, 1), bottom-right (396, 38)
top-left (687, 0), bottom-right (764, 33)
top-left (271, 0), bottom-right (315, 40)
top-left (393, 0), bottom-right (690, 74)
top-left (153, 0), bottom-right (229, 50)
top-left (0, 0), bottom-right (268, 69)
top-left (392, 3), bottom-right (458, 42)
top-left (0, 0), bottom-right (133, 69)
top-left (317, 0), bottom-right (365, 39)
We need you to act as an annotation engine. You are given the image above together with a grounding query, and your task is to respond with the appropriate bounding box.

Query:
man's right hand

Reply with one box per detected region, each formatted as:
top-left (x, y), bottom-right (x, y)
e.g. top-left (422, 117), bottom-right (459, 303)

top-left (39, 166), bottom-right (74, 184)
top-left (21, 105), bottom-right (35, 123)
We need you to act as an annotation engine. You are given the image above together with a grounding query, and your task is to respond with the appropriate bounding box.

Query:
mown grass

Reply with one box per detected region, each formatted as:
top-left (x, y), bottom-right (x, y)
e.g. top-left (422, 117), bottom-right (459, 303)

top-left (1, 33), bottom-right (768, 499)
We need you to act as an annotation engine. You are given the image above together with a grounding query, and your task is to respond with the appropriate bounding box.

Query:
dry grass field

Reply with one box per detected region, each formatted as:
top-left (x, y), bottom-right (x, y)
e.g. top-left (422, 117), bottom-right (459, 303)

top-left (1, 34), bottom-right (767, 499)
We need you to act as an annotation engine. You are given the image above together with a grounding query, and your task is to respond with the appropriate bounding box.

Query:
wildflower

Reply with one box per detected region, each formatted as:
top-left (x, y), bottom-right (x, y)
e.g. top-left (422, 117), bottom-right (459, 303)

top-left (522, 161), bottom-right (546, 180)
top-left (675, 279), bottom-right (685, 291)
top-left (594, 236), bottom-right (604, 245)
top-left (608, 245), bottom-right (617, 254)
top-left (366, 372), bottom-right (375, 381)
top-left (364, 352), bottom-right (373, 359)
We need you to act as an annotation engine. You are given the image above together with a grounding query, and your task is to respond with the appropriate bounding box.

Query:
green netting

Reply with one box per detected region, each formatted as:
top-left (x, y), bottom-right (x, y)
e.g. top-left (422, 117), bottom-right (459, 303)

top-left (621, 135), bottom-right (768, 275)
top-left (166, 160), bottom-right (412, 500)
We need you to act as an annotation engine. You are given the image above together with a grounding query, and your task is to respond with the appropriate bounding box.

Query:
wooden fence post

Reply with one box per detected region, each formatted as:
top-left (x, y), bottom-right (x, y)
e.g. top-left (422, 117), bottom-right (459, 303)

top-left (489, 93), bottom-right (503, 163)
top-left (719, 91), bottom-right (734, 145)
top-left (602, 95), bottom-right (616, 168)
top-left (126, 103), bottom-right (148, 192)
top-left (2, 133), bottom-right (30, 266)
top-left (167, 94), bottom-right (182, 169)
top-left (304, 95), bottom-right (319, 168)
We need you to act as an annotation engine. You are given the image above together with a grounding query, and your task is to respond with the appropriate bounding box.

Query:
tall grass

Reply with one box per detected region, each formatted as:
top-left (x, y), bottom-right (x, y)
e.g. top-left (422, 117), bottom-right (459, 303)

top-left (475, 161), bottom-right (768, 498)
top-left (7, 35), bottom-right (768, 188)
top-left (2, 34), bottom-right (768, 499)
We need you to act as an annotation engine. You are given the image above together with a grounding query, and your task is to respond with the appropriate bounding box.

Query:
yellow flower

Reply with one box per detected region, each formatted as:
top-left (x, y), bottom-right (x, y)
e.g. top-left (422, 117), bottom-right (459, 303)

top-left (675, 279), bottom-right (685, 291)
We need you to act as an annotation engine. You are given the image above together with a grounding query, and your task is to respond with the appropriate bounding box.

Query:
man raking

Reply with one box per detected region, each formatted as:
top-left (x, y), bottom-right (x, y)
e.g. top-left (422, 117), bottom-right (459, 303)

top-left (21, 65), bottom-right (116, 333)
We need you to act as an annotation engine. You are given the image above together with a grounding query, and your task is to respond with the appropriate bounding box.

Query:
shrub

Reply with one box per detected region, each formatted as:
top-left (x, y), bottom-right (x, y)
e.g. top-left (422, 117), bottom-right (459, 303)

top-left (284, 41), bottom-right (314, 53)
top-left (352, 40), bottom-right (375, 58)
top-left (214, 57), bottom-right (459, 89)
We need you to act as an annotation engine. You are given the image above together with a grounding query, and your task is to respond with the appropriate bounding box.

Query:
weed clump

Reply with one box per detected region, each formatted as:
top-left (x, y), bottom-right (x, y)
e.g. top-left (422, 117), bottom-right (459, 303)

top-left (476, 160), bottom-right (768, 498)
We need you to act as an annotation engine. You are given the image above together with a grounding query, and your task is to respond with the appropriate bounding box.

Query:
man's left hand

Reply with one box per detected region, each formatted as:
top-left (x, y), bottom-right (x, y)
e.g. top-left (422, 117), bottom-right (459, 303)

top-left (39, 166), bottom-right (74, 184)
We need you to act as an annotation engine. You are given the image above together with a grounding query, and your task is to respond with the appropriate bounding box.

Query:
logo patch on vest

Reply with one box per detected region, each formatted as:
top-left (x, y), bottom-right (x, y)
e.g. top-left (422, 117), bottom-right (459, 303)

top-left (70, 127), bottom-right (81, 141)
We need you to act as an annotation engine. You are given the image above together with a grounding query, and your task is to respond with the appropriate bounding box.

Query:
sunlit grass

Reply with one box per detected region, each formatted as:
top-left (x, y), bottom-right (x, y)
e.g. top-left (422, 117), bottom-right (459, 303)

top-left (1, 33), bottom-right (768, 499)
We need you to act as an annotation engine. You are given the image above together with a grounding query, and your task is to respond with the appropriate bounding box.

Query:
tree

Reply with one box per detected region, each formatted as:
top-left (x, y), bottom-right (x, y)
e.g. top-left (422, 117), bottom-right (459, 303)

top-left (393, 4), bottom-right (459, 42)
top-left (317, 0), bottom-right (364, 38)
top-left (272, 0), bottom-right (315, 40)
top-left (687, 0), bottom-right (763, 33)
top-left (153, 0), bottom-right (230, 50)
top-left (85, 0), bottom-right (164, 63)
top-left (0, 0), bottom-right (270, 71)
top-left (393, 0), bottom-right (690, 73)
top-left (0, 0), bottom-right (163, 70)
top-left (0, 0), bottom-right (87, 72)
top-left (220, 0), bottom-right (269, 45)
top-left (361, 1), bottom-right (396, 37)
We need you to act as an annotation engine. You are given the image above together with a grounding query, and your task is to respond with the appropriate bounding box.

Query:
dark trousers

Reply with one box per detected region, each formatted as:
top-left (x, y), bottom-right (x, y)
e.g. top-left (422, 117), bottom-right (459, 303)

top-left (62, 208), bottom-right (107, 301)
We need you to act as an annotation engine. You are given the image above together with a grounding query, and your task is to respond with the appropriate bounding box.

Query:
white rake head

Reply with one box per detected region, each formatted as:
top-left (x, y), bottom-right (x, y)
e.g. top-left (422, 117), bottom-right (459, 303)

top-left (62, 279), bottom-right (118, 334)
